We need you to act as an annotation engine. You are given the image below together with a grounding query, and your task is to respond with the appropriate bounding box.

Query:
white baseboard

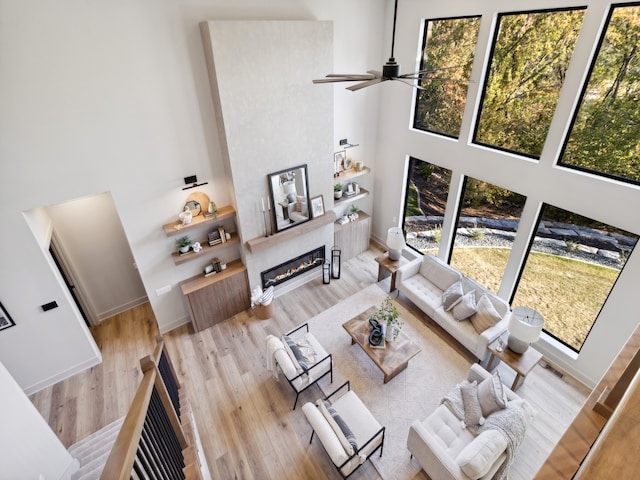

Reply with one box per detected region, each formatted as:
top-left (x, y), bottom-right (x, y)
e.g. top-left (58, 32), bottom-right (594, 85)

top-left (97, 295), bottom-right (149, 322)
top-left (159, 315), bottom-right (190, 334)
top-left (23, 354), bottom-right (102, 396)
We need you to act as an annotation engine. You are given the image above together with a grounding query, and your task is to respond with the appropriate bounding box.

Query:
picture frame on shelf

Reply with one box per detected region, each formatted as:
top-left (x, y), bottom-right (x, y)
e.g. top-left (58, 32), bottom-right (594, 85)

top-left (334, 150), bottom-right (346, 177)
top-left (310, 195), bottom-right (325, 218)
top-left (0, 302), bottom-right (15, 332)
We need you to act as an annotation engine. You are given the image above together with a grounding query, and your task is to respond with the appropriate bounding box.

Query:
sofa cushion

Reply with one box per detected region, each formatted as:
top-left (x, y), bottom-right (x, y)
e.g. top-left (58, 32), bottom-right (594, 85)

top-left (318, 399), bottom-right (357, 455)
top-left (460, 381), bottom-right (485, 427)
top-left (419, 255), bottom-right (462, 291)
top-left (456, 429), bottom-right (508, 479)
top-left (452, 291), bottom-right (477, 321)
top-left (441, 280), bottom-right (464, 311)
top-left (282, 335), bottom-right (309, 373)
top-left (470, 294), bottom-right (502, 333)
top-left (477, 372), bottom-right (507, 417)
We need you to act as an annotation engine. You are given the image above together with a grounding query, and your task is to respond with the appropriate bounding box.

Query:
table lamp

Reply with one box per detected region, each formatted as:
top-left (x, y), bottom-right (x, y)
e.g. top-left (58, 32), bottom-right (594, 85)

top-left (507, 306), bottom-right (544, 354)
top-left (386, 227), bottom-right (406, 261)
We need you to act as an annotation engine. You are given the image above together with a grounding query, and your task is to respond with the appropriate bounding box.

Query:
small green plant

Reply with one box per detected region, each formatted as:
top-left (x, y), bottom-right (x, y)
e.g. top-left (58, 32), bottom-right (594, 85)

top-left (432, 224), bottom-right (442, 244)
top-left (349, 205), bottom-right (359, 215)
top-left (566, 240), bottom-right (579, 252)
top-left (334, 183), bottom-right (343, 192)
top-left (176, 235), bottom-right (192, 250)
top-left (374, 296), bottom-right (403, 340)
top-left (470, 228), bottom-right (486, 240)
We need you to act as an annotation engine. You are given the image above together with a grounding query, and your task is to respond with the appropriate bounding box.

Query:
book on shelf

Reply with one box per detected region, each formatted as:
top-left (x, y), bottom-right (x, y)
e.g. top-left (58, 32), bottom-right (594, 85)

top-left (218, 226), bottom-right (226, 243)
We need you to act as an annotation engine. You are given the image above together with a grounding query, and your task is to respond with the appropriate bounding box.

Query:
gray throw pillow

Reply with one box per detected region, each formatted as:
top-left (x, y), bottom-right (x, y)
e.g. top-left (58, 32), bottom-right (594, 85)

top-left (477, 372), bottom-right (507, 417)
top-left (452, 291), bottom-right (477, 321)
top-left (460, 381), bottom-right (485, 427)
top-left (442, 280), bottom-right (464, 311)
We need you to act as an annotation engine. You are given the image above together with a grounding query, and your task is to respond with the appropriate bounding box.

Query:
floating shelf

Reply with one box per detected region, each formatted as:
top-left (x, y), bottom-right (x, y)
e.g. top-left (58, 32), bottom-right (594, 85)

top-left (171, 234), bottom-right (240, 265)
top-left (163, 205), bottom-right (236, 236)
top-left (246, 210), bottom-right (337, 253)
top-left (334, 188), bottom-right (369, 207)
top-left (335, 166), bottom-right (370, 182)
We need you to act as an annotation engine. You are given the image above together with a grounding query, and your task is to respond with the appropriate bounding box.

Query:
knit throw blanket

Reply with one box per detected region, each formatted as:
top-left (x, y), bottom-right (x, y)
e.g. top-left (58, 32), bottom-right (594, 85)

top-left (442, 383), bottom-right (527, 480)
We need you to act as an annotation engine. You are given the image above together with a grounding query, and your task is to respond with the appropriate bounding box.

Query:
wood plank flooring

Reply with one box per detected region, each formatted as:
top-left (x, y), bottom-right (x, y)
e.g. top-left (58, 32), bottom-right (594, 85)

top-left (29, 246), bottom-right (590, 479)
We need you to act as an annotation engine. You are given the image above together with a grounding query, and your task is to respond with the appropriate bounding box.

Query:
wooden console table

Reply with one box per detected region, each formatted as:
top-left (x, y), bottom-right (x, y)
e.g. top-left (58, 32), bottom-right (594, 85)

top-left (180, 259), bottom-right (249, 332)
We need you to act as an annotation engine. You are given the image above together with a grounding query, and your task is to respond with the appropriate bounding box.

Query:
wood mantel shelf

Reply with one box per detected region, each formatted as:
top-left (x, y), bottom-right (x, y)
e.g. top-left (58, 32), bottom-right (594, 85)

top-left (246, 210), bottom-right (336, 253)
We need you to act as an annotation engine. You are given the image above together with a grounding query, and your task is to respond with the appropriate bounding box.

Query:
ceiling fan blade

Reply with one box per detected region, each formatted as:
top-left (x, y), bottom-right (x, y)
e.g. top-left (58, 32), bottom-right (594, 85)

top-left (346, 77), bottom-right (386, 91)
top-left (325, 73), bottom-right (377, 79)
top-left (313, 73), bottom-right (377, 84)
top-left (398, 66), bottom-right (462, 79)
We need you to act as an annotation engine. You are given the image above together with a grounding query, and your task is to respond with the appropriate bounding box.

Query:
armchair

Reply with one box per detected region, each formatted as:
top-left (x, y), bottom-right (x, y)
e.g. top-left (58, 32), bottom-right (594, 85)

top-left (266, 323), bottom-right (332, 409)
top-left (302, 381), bottom-right (385, 478)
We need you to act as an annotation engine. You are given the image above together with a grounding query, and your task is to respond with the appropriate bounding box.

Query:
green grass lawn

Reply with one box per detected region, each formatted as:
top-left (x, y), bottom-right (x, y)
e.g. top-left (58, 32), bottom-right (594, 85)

top-left (449, 247), bottom-right (619, 351)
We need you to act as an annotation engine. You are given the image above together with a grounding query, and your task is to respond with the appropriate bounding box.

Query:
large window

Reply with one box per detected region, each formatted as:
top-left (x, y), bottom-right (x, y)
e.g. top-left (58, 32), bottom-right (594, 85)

top-left (474, 8), bottom-right (585, 158)
top-left (512, 205), bottom-right (638, 352)
top-left (402, 158), bottom-right (452, 253)
top-left (449, 178), bottom-right (526, 293)
top-left (559, 4), bottom-right (640, 184)
top-left (413, 16), bottom-right (480, 138)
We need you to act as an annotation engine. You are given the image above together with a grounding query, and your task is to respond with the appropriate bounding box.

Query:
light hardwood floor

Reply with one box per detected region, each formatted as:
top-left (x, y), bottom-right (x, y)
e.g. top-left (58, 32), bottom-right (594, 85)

top-left (30, 246), bottom-right (590, 479)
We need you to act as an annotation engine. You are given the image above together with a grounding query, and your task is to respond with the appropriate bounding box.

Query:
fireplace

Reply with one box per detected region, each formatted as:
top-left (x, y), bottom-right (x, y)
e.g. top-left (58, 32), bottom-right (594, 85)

top-left (261, 246), bottom-right (325, 288)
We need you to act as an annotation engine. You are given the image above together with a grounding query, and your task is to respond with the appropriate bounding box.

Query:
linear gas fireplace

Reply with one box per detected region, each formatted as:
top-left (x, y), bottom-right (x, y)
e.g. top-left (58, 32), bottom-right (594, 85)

top-left (261, 246), bottom-right (325, 288)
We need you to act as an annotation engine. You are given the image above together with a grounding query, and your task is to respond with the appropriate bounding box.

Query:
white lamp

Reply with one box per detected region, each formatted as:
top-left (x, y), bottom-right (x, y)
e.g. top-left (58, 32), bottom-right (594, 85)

top-left (386, 227), bottom-right (406, 261)
top-left (507, 306), bottom-right (544, 354)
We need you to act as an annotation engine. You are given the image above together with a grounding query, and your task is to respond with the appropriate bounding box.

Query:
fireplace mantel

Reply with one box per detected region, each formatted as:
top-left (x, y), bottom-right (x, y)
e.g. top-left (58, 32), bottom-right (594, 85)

top-left (246, 210), bottom-right (336, 253)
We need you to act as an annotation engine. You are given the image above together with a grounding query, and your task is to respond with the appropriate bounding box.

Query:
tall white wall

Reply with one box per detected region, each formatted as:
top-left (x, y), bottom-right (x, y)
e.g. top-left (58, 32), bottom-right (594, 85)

top-left (372, 0), bottom-right (640, 386)
top-left (0, 361), bottom-right (77, 480)
top-left (0, 0), bottom-right (383, 394)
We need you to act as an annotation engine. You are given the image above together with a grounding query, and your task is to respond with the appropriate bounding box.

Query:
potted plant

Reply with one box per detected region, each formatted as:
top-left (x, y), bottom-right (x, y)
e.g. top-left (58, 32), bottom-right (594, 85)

top-left (374, 296), bottom-right (403, 341)
top-left (176, 235), bottom-right (192, 254)
top-left (349, 205), bottom-right (360, 220)
top-left (334, 183), bottom-right (343, 199)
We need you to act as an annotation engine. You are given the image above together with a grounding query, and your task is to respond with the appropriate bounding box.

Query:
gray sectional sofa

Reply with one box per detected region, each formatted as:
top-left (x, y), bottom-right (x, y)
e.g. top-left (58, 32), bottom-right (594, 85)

top-left (395, 254), bottom-right (511, 360)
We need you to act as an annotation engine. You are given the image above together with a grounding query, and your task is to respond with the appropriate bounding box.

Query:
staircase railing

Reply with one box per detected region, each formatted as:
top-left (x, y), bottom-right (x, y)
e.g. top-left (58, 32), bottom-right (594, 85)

top-left (99, 338), bottom-right (204, 480)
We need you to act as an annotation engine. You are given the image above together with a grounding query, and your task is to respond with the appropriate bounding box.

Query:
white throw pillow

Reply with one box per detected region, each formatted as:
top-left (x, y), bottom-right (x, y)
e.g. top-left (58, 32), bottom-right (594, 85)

top-left (452, 291), bottom-right (477, 321)
top-left (456, 430), bottom-right (508, 479)
top-left (477, 372), bottom-right (507, 417)
top-left (470, 294), bottom-right (502, 332)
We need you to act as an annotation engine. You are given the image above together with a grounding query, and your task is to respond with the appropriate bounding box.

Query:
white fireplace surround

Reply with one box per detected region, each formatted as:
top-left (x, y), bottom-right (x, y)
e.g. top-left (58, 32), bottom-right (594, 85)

top-left (201, 20), bottom-right (335, 292)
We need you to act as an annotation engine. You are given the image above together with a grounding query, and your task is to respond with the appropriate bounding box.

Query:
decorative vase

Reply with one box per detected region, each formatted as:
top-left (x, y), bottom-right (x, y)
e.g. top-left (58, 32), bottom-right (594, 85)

top-left (334, 190), bottom-right (342, 199)
top-left (385, 323), bottom-right (396, 341)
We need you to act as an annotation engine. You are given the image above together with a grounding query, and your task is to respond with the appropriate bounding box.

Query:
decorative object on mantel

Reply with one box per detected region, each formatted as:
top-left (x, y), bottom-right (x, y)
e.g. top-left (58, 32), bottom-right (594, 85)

top-left (331, 245), bottom-right (341, 279)
top-left (374, 296), bottom-right (403, 341)
top-left (310, 195), bottom-right (325, 218)
top-left (386, 227), bottom-right (406, 261)
top-left (267, 164), bottom-right (311, 233)
top-left (507, 306), bottom-right (544, 354)
top-left (0, 301), bottom-right (16, 331)
top-left (176, 235), bottom-right (192, 254)
top-left (261, 197), bottom-right (272, 237)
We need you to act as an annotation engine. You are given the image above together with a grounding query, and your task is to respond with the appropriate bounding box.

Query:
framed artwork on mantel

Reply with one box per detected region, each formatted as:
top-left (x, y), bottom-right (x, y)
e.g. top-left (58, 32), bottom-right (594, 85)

top-left (310, 195), bottom-right (325, 218)
top-left (0, 302), bottom-right (15, 332)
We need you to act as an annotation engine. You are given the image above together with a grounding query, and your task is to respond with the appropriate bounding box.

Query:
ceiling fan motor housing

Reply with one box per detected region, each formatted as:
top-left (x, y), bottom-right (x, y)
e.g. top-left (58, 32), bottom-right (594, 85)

top-left (382, 58), bottom-right (400, 78)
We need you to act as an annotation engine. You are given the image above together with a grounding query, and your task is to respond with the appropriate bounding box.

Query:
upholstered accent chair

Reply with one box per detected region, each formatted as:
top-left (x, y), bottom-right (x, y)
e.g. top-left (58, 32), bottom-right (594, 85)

top-left (302, 381), bottom-right (385, 478)
top-left (266, 323), bottom-right (332, 409)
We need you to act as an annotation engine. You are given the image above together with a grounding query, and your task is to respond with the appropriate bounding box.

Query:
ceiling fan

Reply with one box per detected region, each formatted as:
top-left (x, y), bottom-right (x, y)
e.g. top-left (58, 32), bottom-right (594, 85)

top-left (313, 0), bottom-right (457, 92)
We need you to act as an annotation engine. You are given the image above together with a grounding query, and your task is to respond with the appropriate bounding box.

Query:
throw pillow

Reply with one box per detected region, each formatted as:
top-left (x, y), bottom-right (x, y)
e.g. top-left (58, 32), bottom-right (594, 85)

top-left (460, 381), bottom-right (485, 427)
top-left (317, 399), bottom-right (358, 455)
top-left (441, 280), bottom-right (464, 311)
top-left (456, 429), bottom-right (508, 479)
top-left (282, 335), bottom-right (309, 373)
top-left (470, 294), bottom-right (502, 333)
top-left (477, 372), bottom-right (507, 417)
top-left (452, 291), bottom-right (477, 321)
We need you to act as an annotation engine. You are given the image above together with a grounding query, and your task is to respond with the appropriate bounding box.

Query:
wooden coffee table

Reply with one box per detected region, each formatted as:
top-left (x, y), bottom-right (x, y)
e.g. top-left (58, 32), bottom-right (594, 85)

top-left (342, 307), bottom-right (421, 383)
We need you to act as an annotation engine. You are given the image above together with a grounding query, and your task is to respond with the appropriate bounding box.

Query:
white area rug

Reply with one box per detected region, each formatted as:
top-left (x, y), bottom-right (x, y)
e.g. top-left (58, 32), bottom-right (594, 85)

top-left (307, 284), bottom-right (471, 479)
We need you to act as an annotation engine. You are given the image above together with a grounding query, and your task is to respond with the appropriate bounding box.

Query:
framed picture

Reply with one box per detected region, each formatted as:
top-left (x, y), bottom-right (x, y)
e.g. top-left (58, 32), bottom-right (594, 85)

top-left (310, 195), bottom-right (325, 218)
top-left (0, 302), bottom-right (15, 332)
top-left (334, 150), bottom-right (346, 176)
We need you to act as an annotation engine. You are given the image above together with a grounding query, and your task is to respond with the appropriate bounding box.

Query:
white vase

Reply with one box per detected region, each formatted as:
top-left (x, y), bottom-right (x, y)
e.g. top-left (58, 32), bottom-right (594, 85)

top-left (385, 323), bottom-right (395, 341)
